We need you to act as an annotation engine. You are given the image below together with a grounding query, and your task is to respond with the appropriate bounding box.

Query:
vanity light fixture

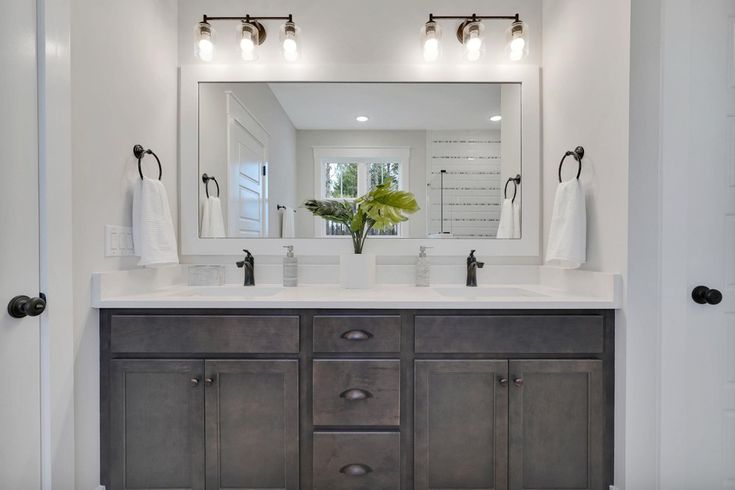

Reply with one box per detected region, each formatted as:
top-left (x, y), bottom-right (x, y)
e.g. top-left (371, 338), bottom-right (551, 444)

top-left (422, 13), bottom-right (528, 62)
top-left (195, 14), bottom-right (298, 62)
top-left (355, 115), bottom-right (369, 122)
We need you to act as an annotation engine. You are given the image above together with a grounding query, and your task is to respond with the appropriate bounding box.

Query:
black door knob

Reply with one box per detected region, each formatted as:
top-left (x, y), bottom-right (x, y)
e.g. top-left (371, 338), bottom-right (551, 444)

top-left (7, 294), bottom-right (47, 318)
top-left (691, 286), bottom-right (723, 305)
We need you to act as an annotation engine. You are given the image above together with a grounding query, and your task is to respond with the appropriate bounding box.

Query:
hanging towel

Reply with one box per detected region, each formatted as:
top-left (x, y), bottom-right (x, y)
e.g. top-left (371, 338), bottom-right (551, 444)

top-left (496, 198), bottom-right (515, 239)
top-left (280, 206), bottom-right (295, 238)
top-left (201, 196), bottom-right (226, 238)
top-left (132, 177), bottom-right (179, 267)
top-left (546, 179), bottom-right (586, 269)
top-left (512, 201), bottom-right (521, 239)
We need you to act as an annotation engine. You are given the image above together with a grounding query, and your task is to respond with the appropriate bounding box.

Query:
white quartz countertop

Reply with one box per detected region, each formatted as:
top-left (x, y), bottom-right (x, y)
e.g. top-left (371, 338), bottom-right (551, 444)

top-left (91, 266), bottom-right (622, 310)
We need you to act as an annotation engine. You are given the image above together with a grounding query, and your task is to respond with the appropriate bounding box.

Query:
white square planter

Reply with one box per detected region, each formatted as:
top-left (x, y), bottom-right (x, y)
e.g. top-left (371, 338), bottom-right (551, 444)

top-left (340, 254), bottom-right (376, 289)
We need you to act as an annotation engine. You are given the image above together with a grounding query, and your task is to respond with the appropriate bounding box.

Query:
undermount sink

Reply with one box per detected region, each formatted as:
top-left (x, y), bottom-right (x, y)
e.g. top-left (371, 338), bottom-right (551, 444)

top-left (164, 286), bottom-right (283, 298)
top-left (433, 286), bottom-right (545, 298)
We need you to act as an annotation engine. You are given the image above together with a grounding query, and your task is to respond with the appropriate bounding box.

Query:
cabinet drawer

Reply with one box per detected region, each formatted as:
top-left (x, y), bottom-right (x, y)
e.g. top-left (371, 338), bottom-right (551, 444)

top-left (313, 432), bottom-right (400, 490)
top-left (415, 315), bottom-right (604, 354)
top-left (313, 360), bottom-right (400, 426)
top-left (313, 315), bottom-right (401, 353)
top-left (110, 315), bottom-right (300, 354)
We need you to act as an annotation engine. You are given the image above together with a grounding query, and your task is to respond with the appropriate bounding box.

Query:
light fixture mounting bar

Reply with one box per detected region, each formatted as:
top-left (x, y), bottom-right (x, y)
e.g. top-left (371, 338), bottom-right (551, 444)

top-left (428, 13), bottom-right (520, 22)
top-left (202, 14), bottom-right (293, 23)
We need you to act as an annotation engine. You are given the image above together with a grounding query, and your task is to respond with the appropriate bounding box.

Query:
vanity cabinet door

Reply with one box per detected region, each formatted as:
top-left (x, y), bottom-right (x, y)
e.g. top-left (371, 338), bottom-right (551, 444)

top-left (508, 360), bottom-right (603, 490)
top-left (414, 360), bottom-right (509, 490)
top-left (204, 360), bottom-right (299, 490)
top-left (109, 360), bottom-right (205, 490)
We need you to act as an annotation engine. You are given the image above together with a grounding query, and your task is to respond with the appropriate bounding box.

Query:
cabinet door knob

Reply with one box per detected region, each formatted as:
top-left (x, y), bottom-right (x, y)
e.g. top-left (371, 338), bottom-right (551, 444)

top-left (513, 377), bottom-right (524, 387)
top-left (190, 378), bottom-right (200, 387)
top-left (498, 377), bottom-right (509, 387)
top-left (692, 285), bottom-right (723, 305)
top-left (341, 330), bottom-right (373, 341)
top-left (339, 388), bottom-right (372, 401)
top-left (339, 463), bottom-right (372, 476)
top-left (205, 377), bottom-right (215, 386)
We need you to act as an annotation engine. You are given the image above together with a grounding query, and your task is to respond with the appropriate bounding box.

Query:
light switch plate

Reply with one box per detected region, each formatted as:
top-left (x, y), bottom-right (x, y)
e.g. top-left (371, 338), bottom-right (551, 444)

top-left (105, 225), bottom-right (135, 257)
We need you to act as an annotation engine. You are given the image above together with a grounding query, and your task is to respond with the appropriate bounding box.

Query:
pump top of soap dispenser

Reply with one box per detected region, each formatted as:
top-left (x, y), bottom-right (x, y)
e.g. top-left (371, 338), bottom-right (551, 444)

top-left (283, 245), bottom-right (294, 257)
top-left (419, 246), bottom-right (432, 257)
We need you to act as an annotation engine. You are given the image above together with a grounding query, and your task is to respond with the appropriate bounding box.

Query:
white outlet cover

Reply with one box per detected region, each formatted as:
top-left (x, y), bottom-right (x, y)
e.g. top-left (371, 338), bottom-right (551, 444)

top-left (105, 225), bottom-right (135, 257)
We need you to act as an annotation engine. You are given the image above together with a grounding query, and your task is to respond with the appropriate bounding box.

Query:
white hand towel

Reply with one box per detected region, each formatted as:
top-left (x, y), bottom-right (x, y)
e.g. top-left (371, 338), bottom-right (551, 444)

top-left (132, 177), bottom-right (179, 267)
top-left (201, 196), bottom-right (226, 238)
top-left (512, 201), bottom-right (521, 239)
top-left (546, 179), bottom-right (586, 269)
top-left (281, 206), bottom-right (295, 238)
top-left (496, 198), bottom-right (515, 239)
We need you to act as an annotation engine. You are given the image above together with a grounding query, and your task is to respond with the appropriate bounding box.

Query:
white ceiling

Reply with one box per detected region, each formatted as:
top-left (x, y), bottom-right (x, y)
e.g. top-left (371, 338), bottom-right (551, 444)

top-left (266, 82), bottom-right (507, 130)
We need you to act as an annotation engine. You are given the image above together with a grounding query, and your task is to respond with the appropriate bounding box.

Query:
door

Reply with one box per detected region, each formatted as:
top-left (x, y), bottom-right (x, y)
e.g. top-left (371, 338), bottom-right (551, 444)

top-left (0, 0), bottom-right (42, 487)
top-left (205, 360), bottom-right (299, 490)
top-left (414, 360), bottom-right (508, 490)
top-left (508, 360), bottom-right (603, 490)
top-left (659, 0), bottom-right (735, 487)
top-left (227, 92), bottom-right (269, 237)
top-left (109, 360), bottom-right (205, 490)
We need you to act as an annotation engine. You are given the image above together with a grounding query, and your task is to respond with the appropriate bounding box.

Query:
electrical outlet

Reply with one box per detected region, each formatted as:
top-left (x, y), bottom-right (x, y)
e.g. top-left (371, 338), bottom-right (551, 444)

top-left (105, 225), bottom-right (135, 257)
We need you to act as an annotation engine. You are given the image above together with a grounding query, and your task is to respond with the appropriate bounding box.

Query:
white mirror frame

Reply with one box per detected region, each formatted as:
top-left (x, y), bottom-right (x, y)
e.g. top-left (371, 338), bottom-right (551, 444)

top-left (180, 64), bottom-right (540, 257)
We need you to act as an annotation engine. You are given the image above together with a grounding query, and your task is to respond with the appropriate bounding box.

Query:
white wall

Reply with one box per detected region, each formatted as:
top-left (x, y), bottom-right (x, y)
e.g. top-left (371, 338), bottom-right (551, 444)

top-left (542, 1), bottom-right (631, 487)
top-left (199, 83), bottom-right (297, 237)
top-left (70, 0), bottom-right (179, 488)
top-left (177, 0), bottom-right (543, 67)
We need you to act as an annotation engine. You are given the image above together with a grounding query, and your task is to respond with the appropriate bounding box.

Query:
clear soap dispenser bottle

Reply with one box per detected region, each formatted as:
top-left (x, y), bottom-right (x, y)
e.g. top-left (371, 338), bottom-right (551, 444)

top-left (416, 246), bottom-right (432, 287)
top-left (283, 245), bottom-right (298, 287)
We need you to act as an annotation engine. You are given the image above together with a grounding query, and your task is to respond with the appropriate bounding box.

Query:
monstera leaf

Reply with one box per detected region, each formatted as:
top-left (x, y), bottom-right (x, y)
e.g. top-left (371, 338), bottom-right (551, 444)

top-left (303, 199), bottom-right (354, 226)
top-left (357, 179), bottom-right (420, 231)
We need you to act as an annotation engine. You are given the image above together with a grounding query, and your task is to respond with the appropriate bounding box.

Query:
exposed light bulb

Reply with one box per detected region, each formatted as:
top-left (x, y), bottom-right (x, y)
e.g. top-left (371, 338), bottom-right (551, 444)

top-left (466, 48), bottom-right (481, 62)
top-left (240, 22), bottom-right (258, 62)
top-left (195, 21), bottom-right (214, 62)
top-left (281, 21), bottom-right (299, 62)
top-left (198, 39), bottom-right (214, 61)
top-left (510, 36), bottom-right (526, 52)
top-left (506, 20), bottom-right (528, 61)
top-left (467, 32), bottom-right (482, 52)
top-left (421, 20), bottom-right (441, 62)
top-left (462, 21), bottom-right (484, 62)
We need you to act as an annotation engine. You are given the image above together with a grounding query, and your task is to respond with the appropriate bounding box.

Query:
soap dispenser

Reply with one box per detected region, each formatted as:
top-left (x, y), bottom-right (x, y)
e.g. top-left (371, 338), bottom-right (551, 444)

top-left (283, 245), bottom-right (298, 287)
top-left (416, 246), bottom-right (432, 287)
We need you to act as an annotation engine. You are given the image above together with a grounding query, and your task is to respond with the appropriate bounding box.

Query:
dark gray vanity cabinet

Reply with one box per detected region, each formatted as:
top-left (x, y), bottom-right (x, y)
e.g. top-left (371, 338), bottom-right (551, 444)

top-left (109, 360), bottom-right (205, 490)
top-left (508, 360), bottom-right (603, 490)
top-left (101, 309), bottom-right (614, 490)
top-left (414, 360), bottom-right (509, 490)
top-left (204, 360), bottom-right (299, 490)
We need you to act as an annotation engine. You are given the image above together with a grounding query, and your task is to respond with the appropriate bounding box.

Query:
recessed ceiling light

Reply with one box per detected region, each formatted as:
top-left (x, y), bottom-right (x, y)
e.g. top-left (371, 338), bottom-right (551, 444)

top-left (490, 115), bottom-right (502, 122)
top-left (356, 115), bottom-right (369, 122)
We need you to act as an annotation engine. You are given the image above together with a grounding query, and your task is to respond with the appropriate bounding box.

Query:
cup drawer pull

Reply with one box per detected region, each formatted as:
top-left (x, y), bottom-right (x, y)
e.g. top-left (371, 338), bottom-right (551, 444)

top-left (340, 463), bottom-right (372, 476)
top-left (341, 329), bottom-right (373, 341)
top-left (339, 388), bottom-right (372, 401)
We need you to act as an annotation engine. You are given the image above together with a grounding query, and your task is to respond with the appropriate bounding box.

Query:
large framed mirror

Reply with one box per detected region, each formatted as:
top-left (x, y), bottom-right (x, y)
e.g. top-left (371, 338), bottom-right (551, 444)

top-left (180, 66), bottom-right (540, 256)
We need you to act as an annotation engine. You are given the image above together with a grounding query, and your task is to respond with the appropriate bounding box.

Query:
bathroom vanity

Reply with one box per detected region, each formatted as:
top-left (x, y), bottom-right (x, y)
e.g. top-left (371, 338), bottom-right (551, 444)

top-left (99, 303), bottom-right (614, 490)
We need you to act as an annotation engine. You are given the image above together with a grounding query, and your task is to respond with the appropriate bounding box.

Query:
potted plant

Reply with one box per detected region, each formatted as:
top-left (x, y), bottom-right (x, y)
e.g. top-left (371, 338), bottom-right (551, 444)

top-left (304, 178), bottom-right (419, 288)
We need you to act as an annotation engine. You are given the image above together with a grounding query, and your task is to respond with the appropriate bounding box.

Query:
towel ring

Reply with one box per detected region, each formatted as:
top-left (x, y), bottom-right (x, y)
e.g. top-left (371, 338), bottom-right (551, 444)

top-left (202, 173), bottom-right (220, 198)
top-left (133, 144), bottom-right (162, 181)
top-left (504, 174), bottom-right (522, 203)
top-left (558, 146), bottom-right (585, 183)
